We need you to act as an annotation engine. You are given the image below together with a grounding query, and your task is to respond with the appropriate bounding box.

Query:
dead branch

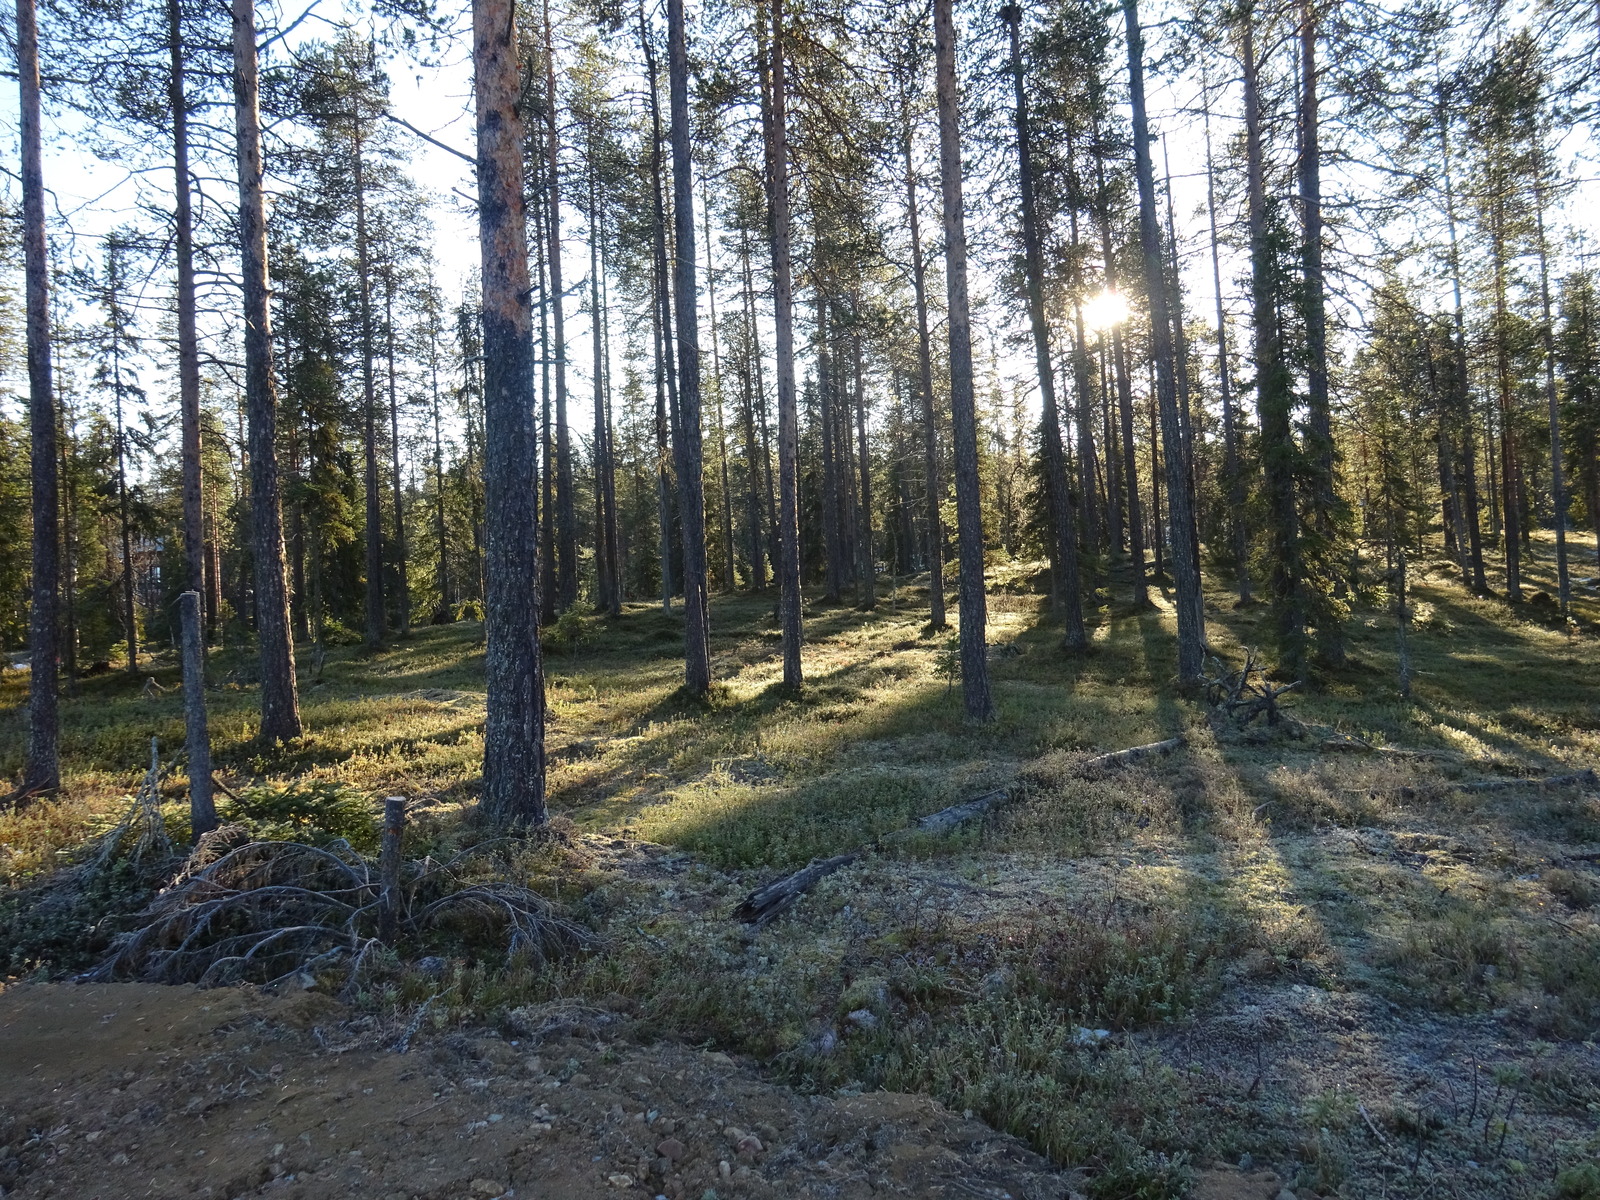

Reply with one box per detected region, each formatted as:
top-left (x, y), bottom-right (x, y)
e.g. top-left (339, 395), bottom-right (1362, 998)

top-left (734, 853), bottom-right (862, 926)
top-left (1454, 769), bottom-right (1598, 794)
top-left (1080, 736), bottom-right (1186, 772)
top-left (913, 789), bottom-right (1009, 833)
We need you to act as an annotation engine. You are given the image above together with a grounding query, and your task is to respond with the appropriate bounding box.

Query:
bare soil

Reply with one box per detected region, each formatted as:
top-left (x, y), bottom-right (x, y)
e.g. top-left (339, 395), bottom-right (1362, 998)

top-left (0, 982), bottom-right (1083, 1200)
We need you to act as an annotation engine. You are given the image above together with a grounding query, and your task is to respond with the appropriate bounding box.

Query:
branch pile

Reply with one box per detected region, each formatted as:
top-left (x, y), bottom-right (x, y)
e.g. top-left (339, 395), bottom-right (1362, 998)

top-left (85, 834), bottom-right (590, 991)
top-left (1201, 650), bottom-right (1301, 727)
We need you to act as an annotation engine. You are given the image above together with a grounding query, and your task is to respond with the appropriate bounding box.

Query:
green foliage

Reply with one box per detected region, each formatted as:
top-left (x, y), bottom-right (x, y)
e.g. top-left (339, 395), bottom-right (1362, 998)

top-left (218, 780), bottom-right (380, 851)
top-left (1555, 1164), bottom-right (1600, 1200)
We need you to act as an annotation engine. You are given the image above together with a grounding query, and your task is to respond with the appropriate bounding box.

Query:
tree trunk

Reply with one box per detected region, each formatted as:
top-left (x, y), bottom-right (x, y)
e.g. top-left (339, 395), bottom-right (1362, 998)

top-left (736, 227), bottom-right (768, 590)
top-left (1126, 0), bottom-right (1203, 677)
top-left (1002, 4), bottom-right (1083, 649)
top-left (1537, 197), bottom-right (1570, 615)
top-left (1091, 137), bottom-right (1147, 606)
top-left (355, 135), bottom-right (385, 650)
top-left (179, 590), bottom-right (216, 839)
top-left (474, 0), bottom-right (546, 826)
top-left (168, 0), bottom-right (205, 624)
top-left (383, 269), bottom-right (410, 636)
top-left (852, 317), bottom-right (876, 610)
top-left (1492, 204), bottom-right (1522, 601)
top-left (1204, 86), bottom-right (1249, 604)
top-left (816, 297), bottom-right (844, 603)
top-left (544, 0), bottom-right (578, 615)
top-left (428, 292), bottom-right (451, 622)
top-left (764, 0), bottom-right (804, 688)
top-left (1064, 132), bottom-right (1101, 560)
top-left (233, 0), bottom-right (301, 742)
top-left (19, 0), bottom-right (58, 794)
top-left (933, 0), bottom-right (993, 721)
top-left (1243, 11), bottom-right (1305, 680)
top-left (590, 171), bottom-right (621, 615)
top-left (703, 181), bottom-right (737, 592)
top-left (901, 106), bottom-right (946, 629)
top-left (667, 0), bottom-right (712, 697)
top-left (1299, 0), bottom-right (1342, 664)
top-left (643, 2), bottom-right (675, 613)
top-left (111, 268), bottom-right (137, 677)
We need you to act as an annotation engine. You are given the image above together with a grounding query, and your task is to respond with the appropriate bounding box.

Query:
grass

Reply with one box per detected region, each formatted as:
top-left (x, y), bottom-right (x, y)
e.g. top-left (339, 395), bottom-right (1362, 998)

top-left (6, 532), bottom-right (1600, 1196)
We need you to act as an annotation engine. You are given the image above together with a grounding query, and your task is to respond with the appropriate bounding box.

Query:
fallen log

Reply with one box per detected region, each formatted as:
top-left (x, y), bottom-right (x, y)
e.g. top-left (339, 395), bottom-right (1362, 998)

top-left (734, 853), bottom-right (862, 926)
top-left (913, 789), bottom-right (1009, 834)
top-left (1081, 736), bottom-right (1185, 772)
top-left (1455, 769), bottom-right (1598, 794)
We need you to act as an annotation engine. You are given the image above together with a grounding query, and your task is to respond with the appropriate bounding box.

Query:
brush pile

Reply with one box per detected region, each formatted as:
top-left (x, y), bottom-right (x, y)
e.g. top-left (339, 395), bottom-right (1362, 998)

top-left (85, 822), bottom-right (589, 992)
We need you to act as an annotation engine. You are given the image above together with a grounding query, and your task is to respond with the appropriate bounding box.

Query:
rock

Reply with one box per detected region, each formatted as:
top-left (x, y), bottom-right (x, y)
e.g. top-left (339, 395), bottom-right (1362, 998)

top-left (416, 956), bottom-right (448, 977)
top-left (1276, 1190), bottom-right (1298, 1200)
top-left (608, 1173), bottom-right (635, 1188)
top-left (845, 1009), bottom-right (879, 1031)
top-left (705, 1052), bottom-right (734, 1068)
top-left (1070, 1026), bottom-right (1110, 1046)
top-left (735, 1135), bottom-right (763, 1157)
top-left (718, 1159), bottom-right (732, 1179)
top-left (470, 1181), bottom-right (507, 1197)
top-left (656, 1138), bottom-right (686, 1162)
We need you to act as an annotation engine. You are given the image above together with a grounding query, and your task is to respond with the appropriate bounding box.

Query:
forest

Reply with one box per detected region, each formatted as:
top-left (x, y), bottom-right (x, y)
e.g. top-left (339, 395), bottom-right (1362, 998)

top-left (1, 0), bottom-right (1599, 1194)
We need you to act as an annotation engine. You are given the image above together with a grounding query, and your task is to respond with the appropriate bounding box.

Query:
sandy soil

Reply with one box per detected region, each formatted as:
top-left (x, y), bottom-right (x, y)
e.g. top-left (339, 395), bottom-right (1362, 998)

top-left (0, 982), bottom-right (1091, 1200)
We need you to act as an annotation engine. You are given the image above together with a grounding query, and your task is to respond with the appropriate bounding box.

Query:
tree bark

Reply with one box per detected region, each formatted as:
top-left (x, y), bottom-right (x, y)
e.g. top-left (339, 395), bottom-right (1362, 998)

top-left (642, 2), bottom-right (675, 613)
top-left (544, 0), bottom-right (577, 614)
top-left (1002, 5), bottom-right (1083, 649)
top-left (852, 316), bottom-right (875, 610)
top-left (179, 590), bottom-right (216, 839)
top-left (233, 0), bottom-right (301, 742)
top-left (355, 133), bottom-right (385, 650)
top-left (590, 171), bottom-right (621, 615)
top-left (1243, 9), bottom-right (1305, 680)
top-left (667, 0), bottom-right (712, 698)
top-left (1437, 79), bottom-right (1485, 593)
top-left (383, 268), bottom-right (410, 636)
top-left (19, 0), bottom-right (58, 794)
top-left (168, 0), bottom-right (205, 624)
top-left (474, 0), bottom-right (547, 826)
top-left (901, 108), bottom-right (946, 629)
top-left (1204, 84), bottom-right (1250, 604)
top-left (1125, 0), bottom-right (1204, 678)
top-left (1091, 136), bottom-right (1147, 607)
top-left (933, 0), bottom-right (994, 722)
top-left (1537, 196), bottom-right (1570, 615)
top-left (1298, 0), bottom-right (1342, 664)
top-left (764, 0), bottom-right (804, 688)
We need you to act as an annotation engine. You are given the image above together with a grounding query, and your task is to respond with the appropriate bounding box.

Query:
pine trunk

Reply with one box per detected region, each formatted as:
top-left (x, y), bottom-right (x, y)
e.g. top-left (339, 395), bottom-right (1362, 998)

top-left (765, 0), bottom-right (804, 688)
top-left (902, 111), bottom-right (946, 628)
top-left (20, 0), bottom-right (58, 793)
top-left (933, 0), bottom-right (994, 722)
top-left (233, 0), bottom-right (302, 742)
top-left (1126, 0), bottom-right (1204, 677)
top-left (473, 0), bottom-right (547, 826)
top-left (667, 0), bottom-right (712, 698)
top-left (544, 0), bottom-right (578, 615)
top-left (1003, 5), bottom-right (1084, 649)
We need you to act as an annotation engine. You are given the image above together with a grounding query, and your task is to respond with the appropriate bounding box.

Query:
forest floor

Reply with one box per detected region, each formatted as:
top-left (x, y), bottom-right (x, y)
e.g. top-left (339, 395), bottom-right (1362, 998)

top-left (4, 536), bottom-right (1600, 1199)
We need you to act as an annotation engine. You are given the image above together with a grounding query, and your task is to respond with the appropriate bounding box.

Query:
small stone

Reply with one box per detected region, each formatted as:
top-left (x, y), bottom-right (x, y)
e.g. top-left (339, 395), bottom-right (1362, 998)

top-left (723, 1127), bottom-right (747, 1143)
top-left (1276, 1191), bottom-right (1298, 1200)
top-left (734, 1135), bottom-right (763, 1156)
top-left (718, 1159), bottom-right (732, 1179)
top-left (845, 1009), bottom-right (879, 1031)
top-left (706, 1052), bottom-right (734, 1067)
top-left (608, 1174), bottom-right (635, 1188)
top-left (471, 1181), bottom-right (507, 1197)
top-left (656, 1138), bottom-right (686, 1161)
top-left (110, 1153), bottom-right (129, 1166)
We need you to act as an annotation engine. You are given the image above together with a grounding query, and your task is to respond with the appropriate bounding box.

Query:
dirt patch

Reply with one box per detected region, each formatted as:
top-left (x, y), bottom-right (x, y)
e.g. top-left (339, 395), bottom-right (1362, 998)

top-left (0, 982), bottom-right (1080, 1200)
